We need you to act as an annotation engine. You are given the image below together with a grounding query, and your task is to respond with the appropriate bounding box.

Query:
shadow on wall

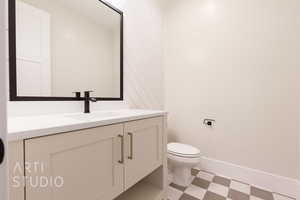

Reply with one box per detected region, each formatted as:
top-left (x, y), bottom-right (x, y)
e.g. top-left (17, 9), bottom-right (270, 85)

top-left (167, 129), bottom-right (179, 143)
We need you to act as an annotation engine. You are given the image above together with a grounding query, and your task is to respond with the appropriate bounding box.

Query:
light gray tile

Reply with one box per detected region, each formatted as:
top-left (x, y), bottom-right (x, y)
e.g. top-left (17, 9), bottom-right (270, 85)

top-left (185, 184), bottom-right (207, 200)
top-left (197, 171), bottom-right (215, 182)
top-left (168, 185), bottom-right (184, 200)
top-left (230, 180), bottom-right (250, 194)
top-left (208, 182), bottom-right (229, 197)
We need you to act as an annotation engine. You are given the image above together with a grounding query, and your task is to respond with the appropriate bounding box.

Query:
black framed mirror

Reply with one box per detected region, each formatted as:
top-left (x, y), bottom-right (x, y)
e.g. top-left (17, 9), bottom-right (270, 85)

top-left (8, 0), bottom-right (123, 101)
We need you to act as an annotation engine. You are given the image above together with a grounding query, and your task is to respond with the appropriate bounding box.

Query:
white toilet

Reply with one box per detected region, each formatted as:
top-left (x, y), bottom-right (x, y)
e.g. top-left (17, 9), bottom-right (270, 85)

top-left (167, 143), bottom-right (201, 187)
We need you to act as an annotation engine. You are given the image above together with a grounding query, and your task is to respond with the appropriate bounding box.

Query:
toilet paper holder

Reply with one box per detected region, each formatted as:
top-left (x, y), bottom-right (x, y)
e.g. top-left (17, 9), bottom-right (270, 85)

top-left (203, 119), bottom-right (215, 127)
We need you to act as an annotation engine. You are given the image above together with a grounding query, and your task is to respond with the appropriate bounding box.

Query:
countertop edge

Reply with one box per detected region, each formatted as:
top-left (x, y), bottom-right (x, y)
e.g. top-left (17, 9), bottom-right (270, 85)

top-left (8, 111), bottom-right (168, 142)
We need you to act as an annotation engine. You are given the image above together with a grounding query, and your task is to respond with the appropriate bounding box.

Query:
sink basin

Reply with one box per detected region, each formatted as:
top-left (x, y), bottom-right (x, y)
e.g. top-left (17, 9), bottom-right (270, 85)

top-left (65, 111), bottom-right (122, 121)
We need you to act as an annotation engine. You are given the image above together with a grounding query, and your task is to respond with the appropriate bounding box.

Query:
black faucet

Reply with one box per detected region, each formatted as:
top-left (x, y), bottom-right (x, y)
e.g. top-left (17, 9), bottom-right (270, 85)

top-left (84, 91), bottom-right (97, 113)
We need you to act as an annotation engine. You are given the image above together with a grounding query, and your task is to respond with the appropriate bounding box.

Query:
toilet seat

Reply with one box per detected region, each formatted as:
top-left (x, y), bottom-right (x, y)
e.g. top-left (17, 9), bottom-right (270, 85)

top-left (168, 151), bottom-right (200, 158)
top-left (168, 143), bottom-right (201, 158)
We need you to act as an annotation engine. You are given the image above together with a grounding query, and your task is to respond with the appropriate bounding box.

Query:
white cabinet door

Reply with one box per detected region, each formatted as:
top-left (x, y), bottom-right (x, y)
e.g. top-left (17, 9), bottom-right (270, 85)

top-left (124, 117), bottom-right (163, 190)
top-left (0, 0), bottom-right (8, 199)
top-left (8, 141), bottom-right (24, 200)
top-left (25, 125), bottom-right (124, 200)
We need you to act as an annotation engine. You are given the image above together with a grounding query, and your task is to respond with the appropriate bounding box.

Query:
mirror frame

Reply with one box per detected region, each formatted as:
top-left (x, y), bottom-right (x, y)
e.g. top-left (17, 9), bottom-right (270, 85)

top-left (8, 0), bottom-right (124, 101)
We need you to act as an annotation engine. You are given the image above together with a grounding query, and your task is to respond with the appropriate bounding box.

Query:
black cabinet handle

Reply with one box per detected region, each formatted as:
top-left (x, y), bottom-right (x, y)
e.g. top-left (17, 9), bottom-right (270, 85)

top-left (0, 138), bottom-right (4, 165)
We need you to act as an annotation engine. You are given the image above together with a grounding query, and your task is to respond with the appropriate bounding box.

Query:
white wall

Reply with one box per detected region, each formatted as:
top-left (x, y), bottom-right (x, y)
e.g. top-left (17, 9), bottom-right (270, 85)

top-left (6, 0), bottom-right (164, 117)
top-left (163, 0), bottom-right (300, 180)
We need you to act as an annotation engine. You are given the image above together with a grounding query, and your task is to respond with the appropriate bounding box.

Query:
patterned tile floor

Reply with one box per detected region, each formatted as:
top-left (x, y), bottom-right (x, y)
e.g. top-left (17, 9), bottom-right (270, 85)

top-left (168, 169), bottom-right (295, 200)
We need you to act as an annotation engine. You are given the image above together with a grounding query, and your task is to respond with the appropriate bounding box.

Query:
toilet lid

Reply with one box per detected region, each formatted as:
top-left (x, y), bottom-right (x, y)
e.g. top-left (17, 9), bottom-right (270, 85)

top-left (167, 143), bottom-right (201, 157)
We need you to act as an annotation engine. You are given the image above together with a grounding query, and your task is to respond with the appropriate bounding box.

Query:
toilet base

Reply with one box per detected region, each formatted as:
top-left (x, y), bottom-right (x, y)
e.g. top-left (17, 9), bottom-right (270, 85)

top-left (172, 166), bottom-right (194, 187)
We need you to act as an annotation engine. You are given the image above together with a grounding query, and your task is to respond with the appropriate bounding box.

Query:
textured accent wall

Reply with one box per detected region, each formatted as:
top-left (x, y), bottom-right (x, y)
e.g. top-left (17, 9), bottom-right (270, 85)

top-left (107, 0), bottom-right (164, 110)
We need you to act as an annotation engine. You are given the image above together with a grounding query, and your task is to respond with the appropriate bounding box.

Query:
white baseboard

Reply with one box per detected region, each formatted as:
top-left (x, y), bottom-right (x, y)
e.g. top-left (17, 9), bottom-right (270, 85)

top-left (198, 157), bottom-right (300, 199)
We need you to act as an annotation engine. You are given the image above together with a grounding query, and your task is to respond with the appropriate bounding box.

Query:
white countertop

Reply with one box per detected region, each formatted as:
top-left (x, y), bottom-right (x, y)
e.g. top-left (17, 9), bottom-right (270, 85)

top-left (8, 109), bottom-right (167, 141)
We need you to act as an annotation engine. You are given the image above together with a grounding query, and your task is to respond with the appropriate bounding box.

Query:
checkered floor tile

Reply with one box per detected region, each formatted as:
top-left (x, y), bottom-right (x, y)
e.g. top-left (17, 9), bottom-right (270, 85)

top-left (168, 169), bottom-right (296, 200)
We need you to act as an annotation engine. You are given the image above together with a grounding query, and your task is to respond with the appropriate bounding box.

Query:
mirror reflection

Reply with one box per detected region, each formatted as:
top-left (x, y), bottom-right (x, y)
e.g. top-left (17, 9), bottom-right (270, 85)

top-left (15, 0), bottom-right (122, 98)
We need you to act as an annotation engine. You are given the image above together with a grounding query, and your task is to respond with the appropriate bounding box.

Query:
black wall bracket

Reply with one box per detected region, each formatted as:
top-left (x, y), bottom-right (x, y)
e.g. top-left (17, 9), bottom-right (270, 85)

top-left (0, 138), bottom-right (4, 165)
top-left (203, 119), bottom-right (216, 127)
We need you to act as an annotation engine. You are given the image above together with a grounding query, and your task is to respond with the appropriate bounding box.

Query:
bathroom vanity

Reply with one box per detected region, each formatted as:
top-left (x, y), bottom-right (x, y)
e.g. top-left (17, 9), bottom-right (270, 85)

top-left (6, 0), bottom-right (168, 199)
top-left (8, 110), bottom-right (168, 200)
